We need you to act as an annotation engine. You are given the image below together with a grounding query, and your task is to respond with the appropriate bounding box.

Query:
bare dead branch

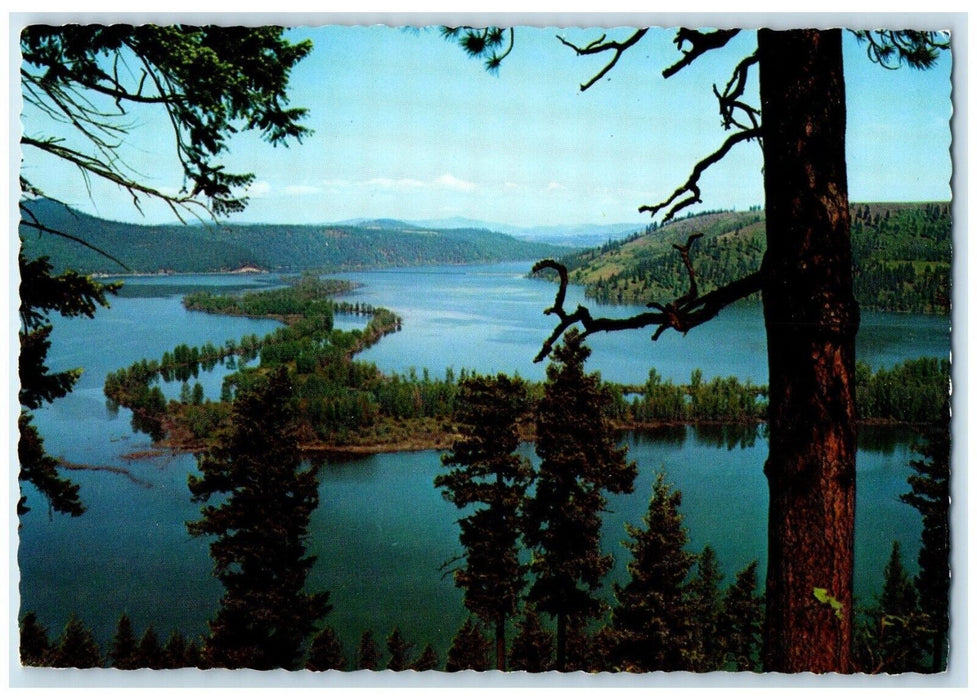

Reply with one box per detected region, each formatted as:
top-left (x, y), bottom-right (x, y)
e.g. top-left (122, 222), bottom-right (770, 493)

top-left (531, 238), bottom-right (763, 361)
top-left (638, 127), bottom-right (760, 222)
top-left (662, 28), bottom-right (741, 79)
top-left (715, 52), bottom-right (760, 131)
top-left (557, 28), bottom-right (649, 91)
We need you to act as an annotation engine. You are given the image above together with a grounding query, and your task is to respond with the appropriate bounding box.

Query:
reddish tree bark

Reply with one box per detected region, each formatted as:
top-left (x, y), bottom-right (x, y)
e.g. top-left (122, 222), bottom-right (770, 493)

top-left (757, 28), bottom-right (859, 672)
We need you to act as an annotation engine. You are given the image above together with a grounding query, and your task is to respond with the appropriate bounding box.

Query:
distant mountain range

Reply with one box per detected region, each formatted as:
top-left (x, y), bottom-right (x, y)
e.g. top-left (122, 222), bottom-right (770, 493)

top-left (338, 216), bottom-right (648, 248)
top-left (18, 199), bottom-right (575, 275)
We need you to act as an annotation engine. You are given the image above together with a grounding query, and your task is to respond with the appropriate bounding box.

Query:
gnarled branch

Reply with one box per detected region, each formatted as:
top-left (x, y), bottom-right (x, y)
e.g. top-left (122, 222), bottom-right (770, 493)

top-left (532, 235), bottom-right (763, 362)
top-left (662, 28), bottom-right (740, 79)
top-left (714, 52), bottom-right (761, 132)
top-left (557, 29), bottom-right (649, 91)
top-left (638, 128), bottom-right (760, 222)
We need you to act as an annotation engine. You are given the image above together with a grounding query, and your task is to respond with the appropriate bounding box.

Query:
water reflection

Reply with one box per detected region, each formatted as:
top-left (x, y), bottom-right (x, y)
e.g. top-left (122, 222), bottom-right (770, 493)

top-left (858, 424), bottom-right (924, 455)
top-left (694, 423), bottom-right (764, 450)
top-left (627, 424), bottom-right (688, 448)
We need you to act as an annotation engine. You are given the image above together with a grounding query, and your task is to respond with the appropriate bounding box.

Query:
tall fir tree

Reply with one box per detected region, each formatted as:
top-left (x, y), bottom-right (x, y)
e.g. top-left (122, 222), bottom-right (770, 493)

top-left (109, 613), bottom-right (139, 669)
top-left (385, 627), bottom-right (415, 671)
top-left (435, 373), bottom-right (533, 671)
top-left (187, 367), bottom-right (331, 670)
top-left (509, 603), bottom-right (554, 672)
top-left (355, 630), bottom-right (380, 671)
top-left (717, 560), bottom-right (764, 671)
top-left (136, 626), bottom-right (164, 669)
top-left (526, 329), bottom-right (637, 670)
top-left (599, 472), bottom-right (696, 672)
top-left (855, 540), bottom-right (925, 673)
top-left (162, 630), bottom-right (190, 669)
top-left (687, 545), bottom-right (726, 671)
top-left (48, 614), bottom-right (102, 668)
top-left (901, 417), bottom-right (950, 673)
top-left (445, 617), bottom-right (492, 672)
top-left (411, 644), bottom-right (440, 671)
top-left (306, 626), bottom-right (347, 671)
top-left (19, 612), bottom-right (51, 666)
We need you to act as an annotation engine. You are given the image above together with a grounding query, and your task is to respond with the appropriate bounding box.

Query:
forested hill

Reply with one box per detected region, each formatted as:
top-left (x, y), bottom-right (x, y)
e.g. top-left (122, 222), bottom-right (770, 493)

top-left (18, 199), bottom-right (569, 274)
top-left (557, 202), bottom-right (951, 314)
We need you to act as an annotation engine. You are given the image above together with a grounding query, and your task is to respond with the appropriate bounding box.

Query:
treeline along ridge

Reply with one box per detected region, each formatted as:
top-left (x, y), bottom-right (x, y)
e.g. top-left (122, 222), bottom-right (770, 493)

top-left (555, 202), bottom-right (950, 314)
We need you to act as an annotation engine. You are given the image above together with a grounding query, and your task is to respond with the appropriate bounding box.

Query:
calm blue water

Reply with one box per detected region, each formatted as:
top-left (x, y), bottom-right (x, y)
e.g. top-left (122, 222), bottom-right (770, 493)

top-left (17, 264), bottom-right (950, 661)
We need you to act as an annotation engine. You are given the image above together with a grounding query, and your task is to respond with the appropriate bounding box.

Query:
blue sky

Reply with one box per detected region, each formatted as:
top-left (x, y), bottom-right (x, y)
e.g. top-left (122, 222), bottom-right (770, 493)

top-left (19, 23), bottom-right (954, 228)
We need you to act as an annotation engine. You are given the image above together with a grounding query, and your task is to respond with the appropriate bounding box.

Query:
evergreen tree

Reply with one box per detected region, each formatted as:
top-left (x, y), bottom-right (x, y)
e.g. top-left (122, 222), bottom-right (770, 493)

top-left (48, 614), bottom-right (102, 668)
top-left (564, 615), bottom-right (599, 672)
top-left (600, 473), bottom-right (696, 672)
top-left (109, 613), bottom-right (139, 669)
top-left (356, 630), bottom-right (381, 671)
top-left (855, 540), bottom-right (925, 673)
top-left (901, 419), bottom-right (950, 673)
top-left (306, 626), bottom-right (347, 671)
top-left (187, 367), bottom-right (331, 670)
top-left (19, 612), bottom-right (51, 666)
top-left (162, 631), bottom-right (190, 669)
top-left (509, 604), bottom-right (554, 672)
top-left (718, 560), bottom-right (764, 671)
top-left (880, 541), bottom-right (920, 620)
top-left (687, 545), bottom-right (726, 671)
top-left (136, 626), bottom-right (164, 669)
top-left (435, 373), bottom-right (532, 671)
top-left (18, 257), bottom-right (117, 516)
top-left (445, 618), bottom-right (492, 672)
top-left (185, 638), bottom-right (204, 669)
top-left (527, 329), bottom-right (637, 670)
top-left (385, 627), bottom-right (414, 671)
top-left (411, 644), bottom-right (440, 672)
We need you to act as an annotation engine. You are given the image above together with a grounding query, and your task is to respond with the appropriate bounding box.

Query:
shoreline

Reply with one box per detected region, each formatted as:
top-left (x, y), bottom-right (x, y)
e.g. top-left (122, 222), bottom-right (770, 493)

top-left (144, 416), bottom-right (933, 461)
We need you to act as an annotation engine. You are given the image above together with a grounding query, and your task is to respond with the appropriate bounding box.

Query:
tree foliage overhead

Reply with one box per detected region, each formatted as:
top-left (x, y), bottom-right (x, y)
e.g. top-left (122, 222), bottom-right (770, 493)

top-left (18, 24), bottom-right (312, 519)
top-left (20, 24), bottom-right (311, 219)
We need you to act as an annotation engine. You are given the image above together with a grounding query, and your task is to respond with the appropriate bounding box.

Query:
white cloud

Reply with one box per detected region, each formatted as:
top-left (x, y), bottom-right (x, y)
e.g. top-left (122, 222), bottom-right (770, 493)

top-left (366, 177), bottom-right (426, 191)
top-left (546, 181), bottom-right (566, 191)
top-left (283, 184), bottom-right (322, 196)
top-left (245, 180), bottom-right (272, 197)
top-left (434, 173), bottom-right (477, 192)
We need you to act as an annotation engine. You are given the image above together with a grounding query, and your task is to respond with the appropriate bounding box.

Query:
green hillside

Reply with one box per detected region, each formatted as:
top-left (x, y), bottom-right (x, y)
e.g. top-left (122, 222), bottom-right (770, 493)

top-left (18, 199), bottom-right (569, 274)
top-left (557, 203), bottom-right (950, 314)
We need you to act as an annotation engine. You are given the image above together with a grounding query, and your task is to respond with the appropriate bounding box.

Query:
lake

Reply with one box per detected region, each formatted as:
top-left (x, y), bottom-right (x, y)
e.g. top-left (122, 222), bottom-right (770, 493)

top-left (17, 263), bottom-right (950, 663)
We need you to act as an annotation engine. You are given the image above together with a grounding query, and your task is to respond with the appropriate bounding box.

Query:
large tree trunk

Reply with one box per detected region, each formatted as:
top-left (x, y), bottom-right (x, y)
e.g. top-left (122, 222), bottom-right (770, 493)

top-left (757, 28), bottom-right (859, 673)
